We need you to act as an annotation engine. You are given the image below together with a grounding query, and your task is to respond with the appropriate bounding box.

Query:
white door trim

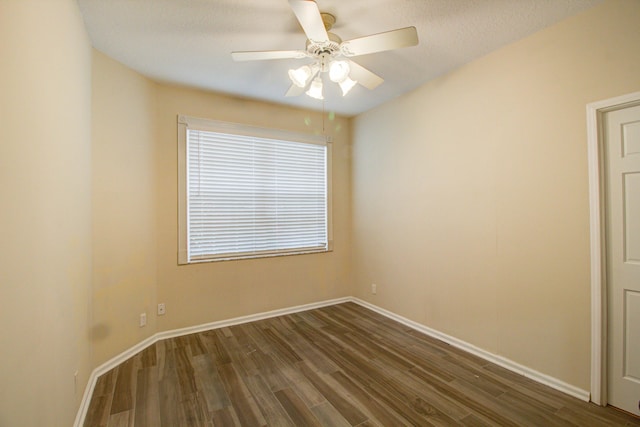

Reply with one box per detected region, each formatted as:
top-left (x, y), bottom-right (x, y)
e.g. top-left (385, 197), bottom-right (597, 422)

top-left (587, 90), bottom-right (640, 406)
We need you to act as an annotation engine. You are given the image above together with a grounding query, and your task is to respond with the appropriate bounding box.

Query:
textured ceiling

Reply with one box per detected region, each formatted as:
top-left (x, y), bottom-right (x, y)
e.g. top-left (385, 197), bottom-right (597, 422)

top-left (78, 0), bottom-right (602, 116)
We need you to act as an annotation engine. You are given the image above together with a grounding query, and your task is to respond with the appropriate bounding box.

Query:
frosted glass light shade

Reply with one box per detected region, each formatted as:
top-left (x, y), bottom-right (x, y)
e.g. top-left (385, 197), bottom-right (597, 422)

top-left (338, 77), bottom-right (357, 96)
top-left (306, 77), bottom-right (324, 100)
top-left (288, 65), bottom-right (313, 87)
top-left (329, 60), bottom-right (350, 83)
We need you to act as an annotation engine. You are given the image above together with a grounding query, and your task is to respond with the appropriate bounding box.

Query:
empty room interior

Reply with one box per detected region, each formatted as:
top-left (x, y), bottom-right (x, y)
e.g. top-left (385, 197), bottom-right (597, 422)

top-left (1, 0), bottom-right (640, 425)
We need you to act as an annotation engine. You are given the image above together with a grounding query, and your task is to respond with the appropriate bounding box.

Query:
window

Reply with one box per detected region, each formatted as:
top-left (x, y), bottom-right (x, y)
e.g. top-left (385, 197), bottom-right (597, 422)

top-left (178, 115), bottom-right (332, 263)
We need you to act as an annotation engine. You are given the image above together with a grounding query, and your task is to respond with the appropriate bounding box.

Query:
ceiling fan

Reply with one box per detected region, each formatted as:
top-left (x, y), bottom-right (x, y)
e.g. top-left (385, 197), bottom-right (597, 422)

top-left (231, 0), bottom-right (419, 100)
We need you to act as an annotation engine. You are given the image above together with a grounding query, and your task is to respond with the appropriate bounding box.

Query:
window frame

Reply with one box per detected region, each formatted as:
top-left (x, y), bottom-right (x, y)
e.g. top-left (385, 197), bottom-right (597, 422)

top-left (177, 114), bottom-right (333, 264)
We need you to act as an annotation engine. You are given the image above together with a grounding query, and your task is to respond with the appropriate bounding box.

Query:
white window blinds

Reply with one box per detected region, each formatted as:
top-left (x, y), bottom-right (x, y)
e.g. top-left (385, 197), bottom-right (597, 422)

top-left (181, 117), bottom-right (329, 262)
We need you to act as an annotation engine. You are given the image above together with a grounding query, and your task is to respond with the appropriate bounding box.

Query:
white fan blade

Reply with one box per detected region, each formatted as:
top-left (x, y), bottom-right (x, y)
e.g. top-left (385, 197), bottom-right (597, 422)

top-left (347, 60), bottom-right (384, 90)
top-left (231, 50), bottom-right (306, 61)
top-left (341, 26), bottom-right (418, 57)
top-left (285, 84), bottom-right (306, 97)
top-left (288, 0), bottom-right (329, 43)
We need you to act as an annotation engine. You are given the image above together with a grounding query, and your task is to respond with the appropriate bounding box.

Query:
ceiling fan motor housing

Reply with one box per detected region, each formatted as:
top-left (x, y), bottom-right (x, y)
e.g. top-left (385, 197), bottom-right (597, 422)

top-left (305, 32), bottom-right (342, 58)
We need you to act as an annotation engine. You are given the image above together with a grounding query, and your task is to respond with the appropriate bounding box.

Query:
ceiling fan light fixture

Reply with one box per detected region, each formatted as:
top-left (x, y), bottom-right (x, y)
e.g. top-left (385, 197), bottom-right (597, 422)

top-left (338, 77), bottom-right (357, 96)
top-left (306, 77), bottom-right (324, 100)
top-left (232, 1), bottom-right (419, 102)
top-left (329, 60), bottom-right (350, 83)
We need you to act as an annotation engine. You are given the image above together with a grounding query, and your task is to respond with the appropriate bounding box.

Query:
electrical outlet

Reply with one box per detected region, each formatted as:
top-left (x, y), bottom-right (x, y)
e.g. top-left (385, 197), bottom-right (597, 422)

top-left (139, 312), bottom-right (147, 327)
top-left (158, 303), bottom-right (166, 315)
top-left (371, 283), bottom-right (377, 294)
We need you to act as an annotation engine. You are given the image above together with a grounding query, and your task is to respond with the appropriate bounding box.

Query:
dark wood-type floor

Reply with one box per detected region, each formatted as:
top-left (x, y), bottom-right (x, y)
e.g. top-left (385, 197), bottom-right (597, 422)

top-left (84, 302), bottom-right (640, 426)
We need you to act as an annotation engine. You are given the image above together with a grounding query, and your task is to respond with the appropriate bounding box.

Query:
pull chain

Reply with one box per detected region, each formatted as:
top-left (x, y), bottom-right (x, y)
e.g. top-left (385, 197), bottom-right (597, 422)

top-left (322, 97), bottom-right (326, 135)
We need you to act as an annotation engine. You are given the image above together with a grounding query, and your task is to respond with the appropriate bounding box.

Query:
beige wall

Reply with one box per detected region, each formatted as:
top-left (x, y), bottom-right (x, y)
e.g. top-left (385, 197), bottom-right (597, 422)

top-left (352, 0), bottom-right (640, 391)
top-left (91, 51), bottom-right (158, 366)
top-left (0, 1), bottom-right (92, 425)
top-left (155, 86), bottom-right (352, 330)
top-left (88, 60), bottom-right (352, 362)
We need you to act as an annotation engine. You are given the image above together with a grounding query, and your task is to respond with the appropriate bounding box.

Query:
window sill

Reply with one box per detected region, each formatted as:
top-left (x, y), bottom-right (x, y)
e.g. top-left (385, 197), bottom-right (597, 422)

top-left (179, 245), bottom-right (333, 265)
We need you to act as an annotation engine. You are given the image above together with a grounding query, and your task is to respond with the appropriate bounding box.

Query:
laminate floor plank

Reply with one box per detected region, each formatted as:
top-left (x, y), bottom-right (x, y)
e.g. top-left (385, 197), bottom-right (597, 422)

top-left (175, 345), bottom-right (198, 397)
top-left (109, 359), bottom-right (135, 415)
top-left (324, 348), bottom-right (443, 425)
top-left (286, 329), bottom-right (341, 375)
top-left (155, 340), bottom-right (167, 381)
top-left (139, 344), bottom-right (157, 369)
top-left (134, 367), bottom-right (160, 427)
top-left (298, 361), bottom-right (368, 425)
top-left (495, 390), bottom-right (574, 427)
top-left (191, 354), bottom-right (232, 412)
top-left (408, 368), bottom-right (518, 426)
top-left (369, 358), bottom-right (471, 421)
top-left (422, 353), bottom-right (499, 390)
top-left (460, 413), bottom-right (494, 426)
top-left (459, 372), bottom-right (560, 423)
top-left (93, 367), bottom-right (119, 398)
top-left (579, 404), bottom-right (640, 426)
top-left (266, 315), bottom-right (298, 335)
top-left (469, 361), bottom-right (572, 411)
top-left (554, 404), bottom-right (623, 427)
top-left (291, 310), bottom-right (327, 329)
top-left (223, 328), bottom-right (262, 380)
top-left (262, 327), bottom-right (303, 365)
top-left (179, 392), bottom-right (211, 426)
top-left (330, 369), bottom-right (414, 426)
top-left (335, 304), bottom-right (408, 334)
top-left (240, 322), bottom-right (278, 353)
top-left (290, 377), bottom-right (328, 408)
top-left (267, 347), bottom-right (314, 387)
top-left (189, 333), bottom-right (208, 357)
top-left (306, 328), bottom-right (437, 417)
top-left (241, 373), bottom-right (297, 427)
top-left (310, 401), bottom-right (353, 427)
top-left (217, 362), bottom-right (267, 426)
top-left (197, 331), bottom-right (226, 366)
top-left (84, 367), bottom-right (118, 427)
top-left (246, 347), bottom-right (293, 392)
top-left (439, 355), bottom-right (564, 416)
top-left (273, 387), bottom-right (322, 427)
top-left (158, 347), bottom-right (181, 427)
top-left (106, 410), bottom-right (129, 427)
top-left (84, 395), bottom-right (112, 427)
top-left (211, 406), bottom-right (240, 427)
top-left (83, 302), bottom-right (640, 426)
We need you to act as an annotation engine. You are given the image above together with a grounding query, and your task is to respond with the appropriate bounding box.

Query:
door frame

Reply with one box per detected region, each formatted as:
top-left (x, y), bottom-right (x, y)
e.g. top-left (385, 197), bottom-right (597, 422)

top-left (587, 91), bottom-right (640, 406)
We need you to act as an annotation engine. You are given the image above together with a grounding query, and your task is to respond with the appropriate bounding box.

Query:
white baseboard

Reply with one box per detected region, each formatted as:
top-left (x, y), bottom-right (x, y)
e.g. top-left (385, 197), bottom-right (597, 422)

top-left (75, 295), bottom-right (590, 426)
top-left (352, 298), bottom-right (590, 402)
